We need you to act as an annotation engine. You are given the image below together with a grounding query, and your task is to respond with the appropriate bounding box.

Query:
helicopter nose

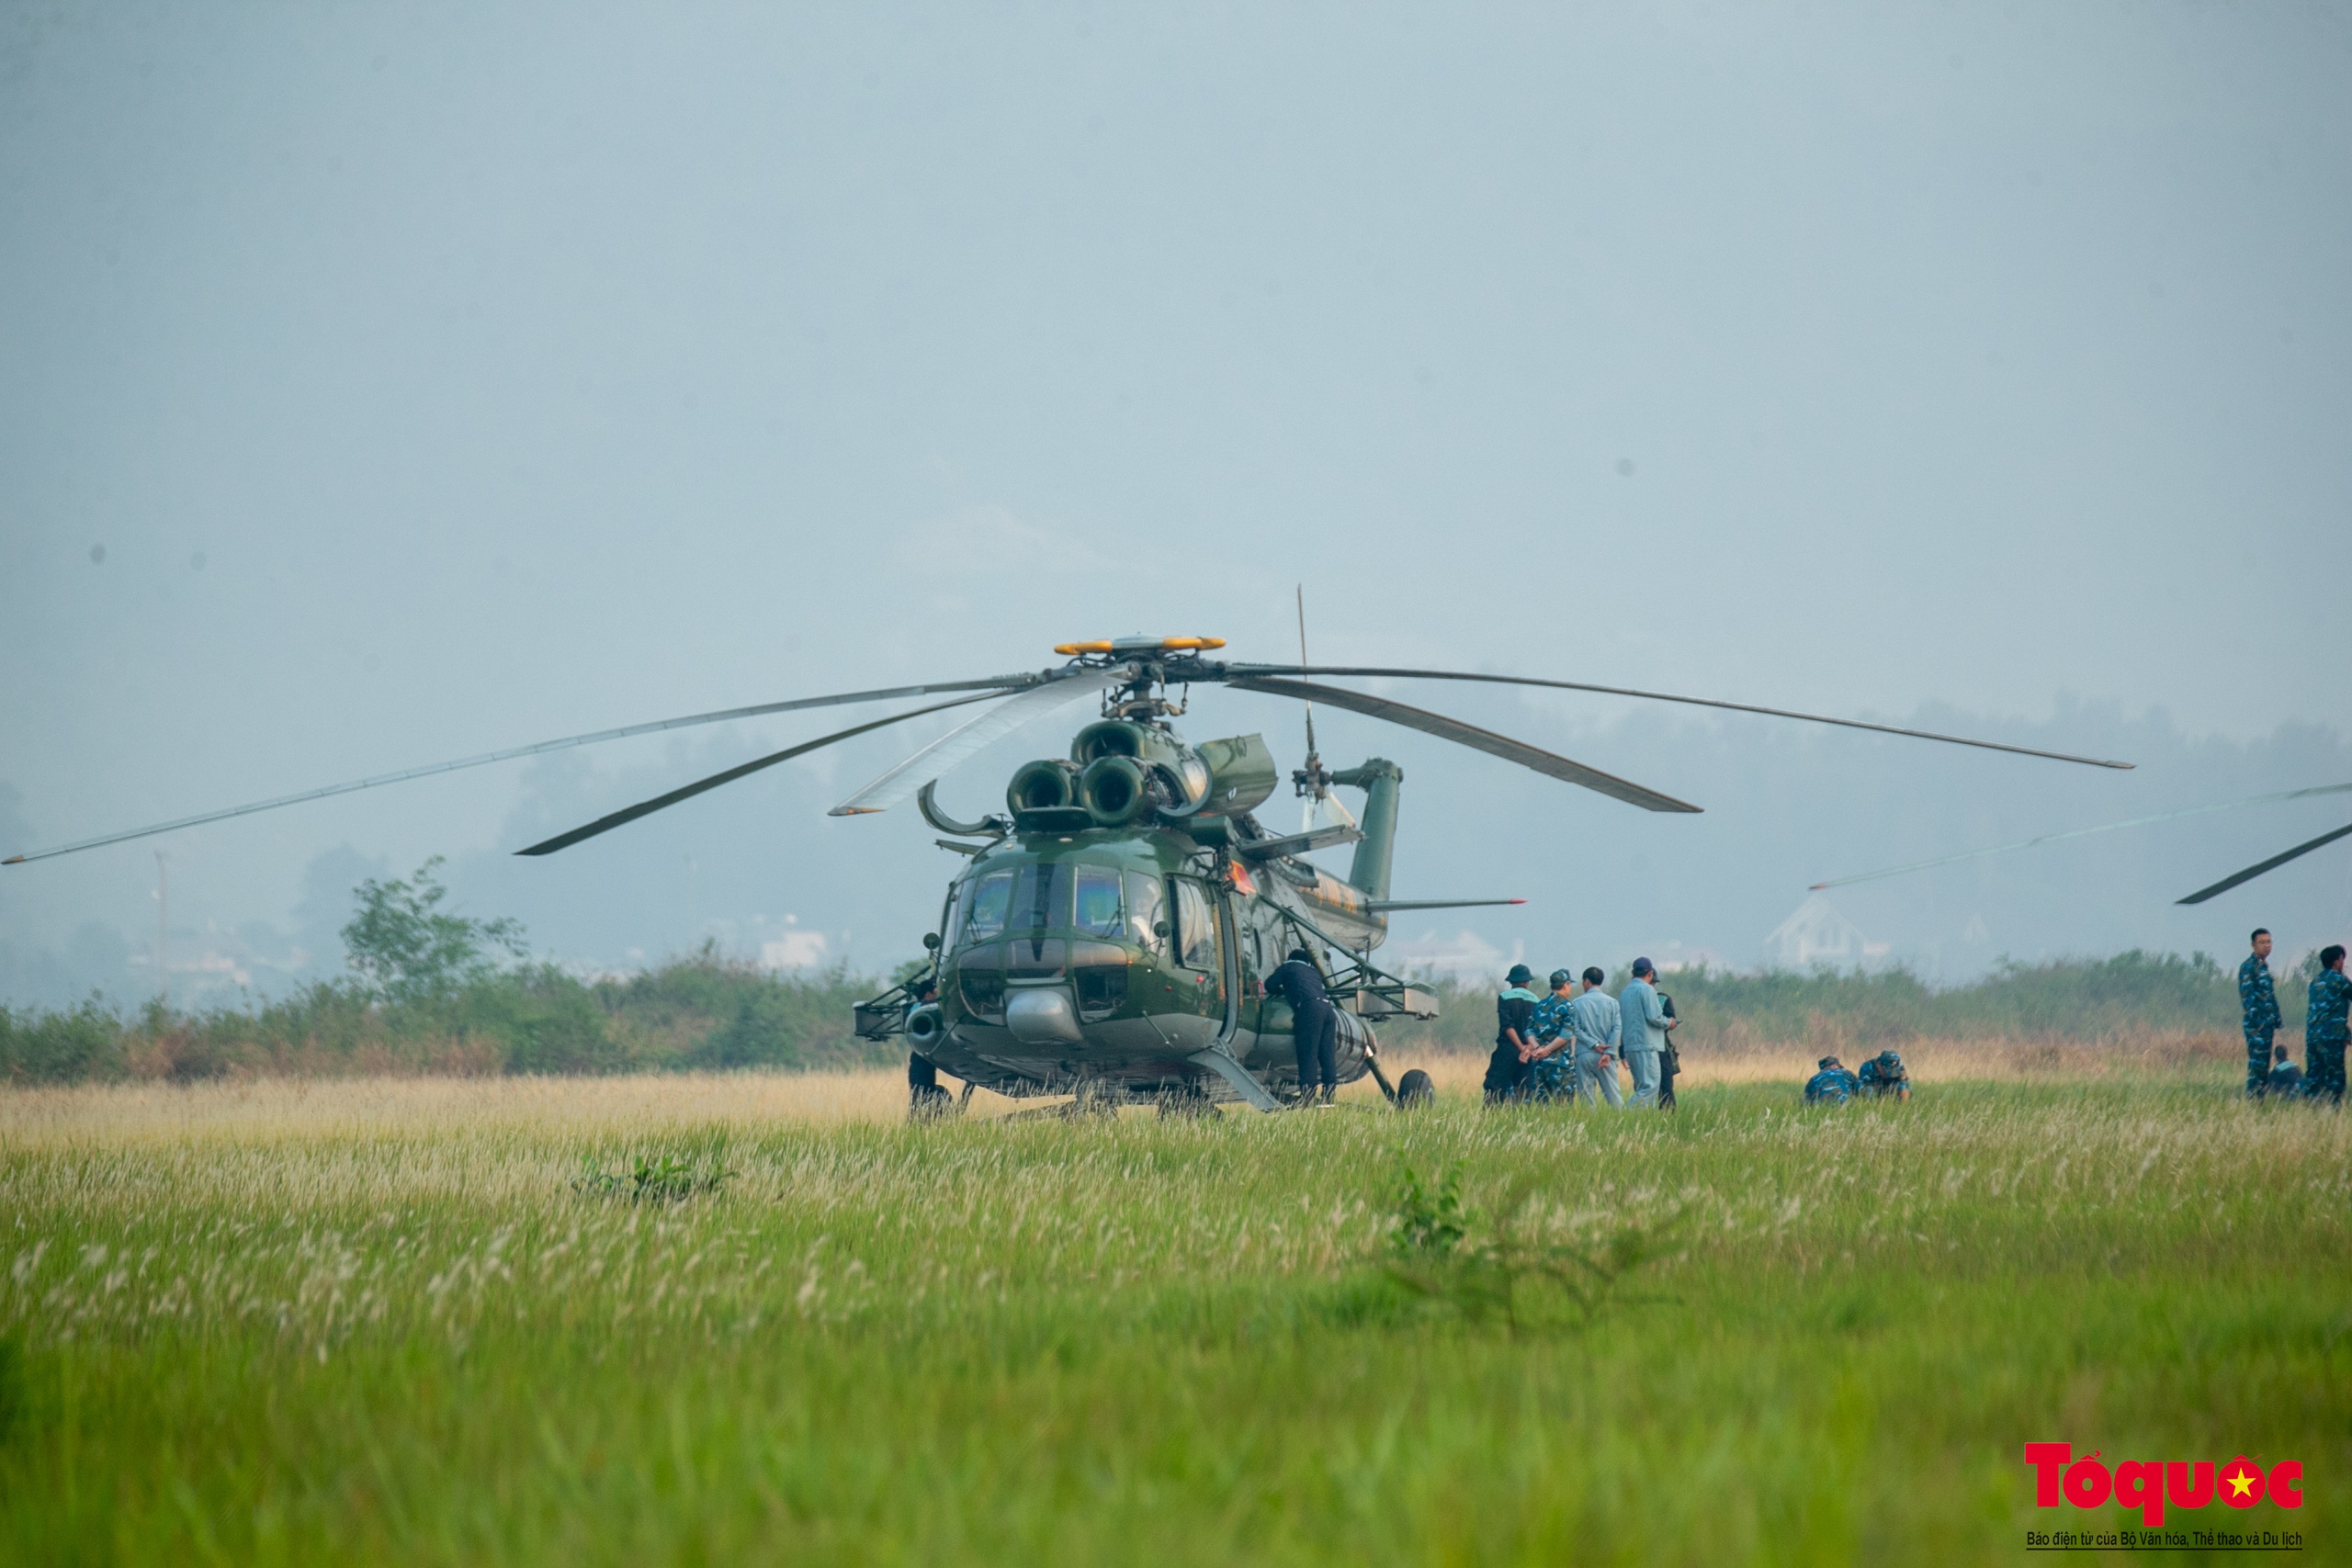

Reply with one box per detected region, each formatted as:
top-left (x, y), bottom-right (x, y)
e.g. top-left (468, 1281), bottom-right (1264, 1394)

top-left (1005, 987), bottom-right (1084, 1046)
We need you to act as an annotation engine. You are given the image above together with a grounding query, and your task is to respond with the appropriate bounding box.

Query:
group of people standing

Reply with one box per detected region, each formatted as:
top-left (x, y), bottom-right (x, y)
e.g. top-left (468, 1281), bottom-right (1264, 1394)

top-left (1484, 960), bottom-right (1681, 1109)
top-left (2240, 927), bottom-right (2350, 1103)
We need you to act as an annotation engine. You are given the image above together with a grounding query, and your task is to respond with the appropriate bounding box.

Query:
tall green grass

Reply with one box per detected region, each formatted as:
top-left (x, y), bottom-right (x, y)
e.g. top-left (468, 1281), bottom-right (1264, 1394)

top-left (1, 1068), bottom-right (2343, 1564)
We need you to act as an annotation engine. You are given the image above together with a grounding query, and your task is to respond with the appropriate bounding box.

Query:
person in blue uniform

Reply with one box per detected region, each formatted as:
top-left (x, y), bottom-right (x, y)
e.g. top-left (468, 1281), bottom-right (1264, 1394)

top-left (1804, 1055), bottom-right (1860, 1104)
top-left (1265, 947), bottom-right (1340, 1105)
top-left (2262, 1043), bottom-right (2306, 1100)
top-left (1857, 1050), bottom-right (1909, 1101)
top-left (1524, 970), bottom-right (1578, 1101)
top-left (1485, 964), bottom-right (1541, 1104)
top-left (1618, 959), bottom-right (1678, 1109)
top-left (2307, 943), bottom-right (2350, 1105)
top-left (2239, 929), bottom-right (2282, 1098)
top-left (1566, 966), bottom-right (1624, 1109)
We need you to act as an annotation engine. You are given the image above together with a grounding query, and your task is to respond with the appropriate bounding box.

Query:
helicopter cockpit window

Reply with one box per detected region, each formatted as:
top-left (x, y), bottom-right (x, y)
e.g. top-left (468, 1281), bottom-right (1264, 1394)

top-left (1125, 871), bottom-right (1166, 954)
top-left (958, 871), bottom-right (1015, 945)
top-left (1173, 877), bottom-right (1216, 969)
top-left (1072, 865), bottom-right (1124, 939)
top-left (1011, 863), bottom-right (1060, 932)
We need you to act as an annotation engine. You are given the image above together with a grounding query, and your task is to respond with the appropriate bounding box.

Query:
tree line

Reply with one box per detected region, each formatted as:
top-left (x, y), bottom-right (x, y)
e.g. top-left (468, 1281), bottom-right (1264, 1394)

top-left (0, 861), bottom-right (2314, 1086)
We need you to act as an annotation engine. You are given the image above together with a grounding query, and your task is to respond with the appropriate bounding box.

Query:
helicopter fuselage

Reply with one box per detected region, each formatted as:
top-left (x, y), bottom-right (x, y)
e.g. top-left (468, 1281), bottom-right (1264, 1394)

top-left (913, 822), bottom-right (1380, 1103)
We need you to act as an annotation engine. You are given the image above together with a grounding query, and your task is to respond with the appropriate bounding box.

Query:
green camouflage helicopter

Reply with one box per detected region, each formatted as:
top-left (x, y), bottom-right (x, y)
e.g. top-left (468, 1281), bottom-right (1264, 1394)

top-left (5, 632), bottom-right (2132, 1111)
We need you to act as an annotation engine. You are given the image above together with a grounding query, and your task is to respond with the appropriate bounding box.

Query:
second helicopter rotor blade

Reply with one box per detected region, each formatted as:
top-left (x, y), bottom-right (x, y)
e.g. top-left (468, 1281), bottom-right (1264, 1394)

top-left (1808, 781), bottom-right (2352, 892)
top-left (1222, 665), bottom-right (2135, 771)
top-left (2, 670), bottom-right (1046, 866)
top-left (1227, 676), bottom-right (1702, 813)
top-left (2176, 821), bottom-right (2352, 906)
top-left (514, 693), bottom-right (1002, 857)
top-left (829, 665), bottom-right (1138, 817)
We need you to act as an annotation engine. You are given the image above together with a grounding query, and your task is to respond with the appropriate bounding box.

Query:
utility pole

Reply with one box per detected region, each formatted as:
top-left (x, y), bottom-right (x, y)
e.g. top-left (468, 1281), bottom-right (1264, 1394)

top-left (154, 851), bottom-right (169, 1006)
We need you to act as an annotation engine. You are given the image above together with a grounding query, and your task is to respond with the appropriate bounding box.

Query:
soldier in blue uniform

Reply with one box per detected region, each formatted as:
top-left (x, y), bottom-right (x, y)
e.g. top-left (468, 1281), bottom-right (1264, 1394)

top-left (1524, 970), bottom-right (1578, 1102)
top-left (2307, 943), bottom-right (2350, 1105)
top-left (2239, 929), bottom-right (2282, 1098)
top-left (2262, 1043), bottom-right (2306, 1100)
top-left (1804, 1055), bottom-right (1860, 1105)
top-left (1857, 1049), bottom-right (1909, 1101)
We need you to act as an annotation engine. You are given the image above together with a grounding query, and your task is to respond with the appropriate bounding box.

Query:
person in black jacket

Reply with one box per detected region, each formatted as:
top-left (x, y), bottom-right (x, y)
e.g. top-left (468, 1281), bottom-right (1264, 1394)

top-left (1264, 947), bottom-right (1340, 1105)
top-left (1656, 989), bottom-right (1681, 1110)
top-left (906, 978), bottom-right (952, 1119)
top-left (1484, 964), bottom-right (1541, 1105)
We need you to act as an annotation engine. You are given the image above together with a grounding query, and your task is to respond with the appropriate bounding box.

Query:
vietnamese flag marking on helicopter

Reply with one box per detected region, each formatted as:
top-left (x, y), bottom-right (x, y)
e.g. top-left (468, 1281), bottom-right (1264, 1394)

top-left (1230, 863), bottom-right (1257, 896)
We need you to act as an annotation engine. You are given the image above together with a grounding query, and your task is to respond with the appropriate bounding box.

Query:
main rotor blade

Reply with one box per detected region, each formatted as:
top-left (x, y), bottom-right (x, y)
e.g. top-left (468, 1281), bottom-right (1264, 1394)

top-left (515, 694), bottom-right (1001, 856)
top-left (1227, 676), bottom-right (1702, 813)
top-left (2177, 821), bottom-right (2352, 906)
top-left (829, 665), bottom-right (1135, 817)
top-left (1810, 781), bottom-right (2352, 891)
top-left (1222, 665), bottom-right (2134, 771)
top-left (2, 671), bottom-right (1045, 867)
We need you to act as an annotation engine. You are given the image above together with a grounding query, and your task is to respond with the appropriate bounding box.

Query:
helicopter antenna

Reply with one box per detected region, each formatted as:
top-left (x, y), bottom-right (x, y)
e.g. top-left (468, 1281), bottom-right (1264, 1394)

top-left (1296, 585), bottom-right (1318, 763)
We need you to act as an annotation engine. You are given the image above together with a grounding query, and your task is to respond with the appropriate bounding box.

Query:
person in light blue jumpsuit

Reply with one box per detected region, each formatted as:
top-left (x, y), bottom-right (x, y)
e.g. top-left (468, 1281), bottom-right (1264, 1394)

top-left (1566, 966), bottom-right (1624, 1109)
top-left (1618, 958), bottom-right (1679, 1109)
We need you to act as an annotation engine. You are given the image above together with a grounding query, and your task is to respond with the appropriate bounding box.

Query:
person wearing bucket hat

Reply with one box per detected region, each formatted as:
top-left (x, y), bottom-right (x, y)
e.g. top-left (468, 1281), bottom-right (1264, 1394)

top-left (1484, 964), bottom-right (1541, 1104)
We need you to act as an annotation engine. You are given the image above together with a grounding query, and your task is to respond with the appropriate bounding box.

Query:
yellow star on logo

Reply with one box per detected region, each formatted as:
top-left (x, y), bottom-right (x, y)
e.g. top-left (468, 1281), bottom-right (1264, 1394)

top-left (2226, 1471), bottom-right (2256, 1499)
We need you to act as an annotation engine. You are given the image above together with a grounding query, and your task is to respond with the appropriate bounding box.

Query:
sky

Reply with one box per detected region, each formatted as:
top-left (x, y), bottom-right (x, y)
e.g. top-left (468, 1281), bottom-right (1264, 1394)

top-left (3, 2), bottom-right (2348, 1007)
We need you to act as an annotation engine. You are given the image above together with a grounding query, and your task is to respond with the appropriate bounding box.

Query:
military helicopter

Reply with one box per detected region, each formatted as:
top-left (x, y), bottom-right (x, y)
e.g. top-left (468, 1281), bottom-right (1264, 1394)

top-left (5, 633), bottom-right (2132, 1111)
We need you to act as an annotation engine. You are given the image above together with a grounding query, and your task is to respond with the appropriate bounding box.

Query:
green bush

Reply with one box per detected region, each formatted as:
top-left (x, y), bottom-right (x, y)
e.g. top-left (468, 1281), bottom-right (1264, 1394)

top-left (0, 997), bottom-right (126, 1084)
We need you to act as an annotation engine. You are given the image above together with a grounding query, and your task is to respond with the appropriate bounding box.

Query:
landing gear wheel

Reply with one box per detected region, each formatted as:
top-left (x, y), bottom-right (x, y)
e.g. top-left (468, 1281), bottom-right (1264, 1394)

top-left (1396, 1069), bottom-right (1434, 1110)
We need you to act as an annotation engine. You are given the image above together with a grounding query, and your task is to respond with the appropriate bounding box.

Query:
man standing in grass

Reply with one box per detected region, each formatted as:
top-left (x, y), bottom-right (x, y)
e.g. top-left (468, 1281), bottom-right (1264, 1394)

top-left (1523, 969), bottom-right (1578, 1101)
top-left (1484, 964), bottom-right (1543, 1104)
top-left (1619, 958), bottom-right (1679, 1109)
top-left (1566, 965), bottom-right (1624, 1109)
top-left (2240, 929), bottom-right (2282, 1098)
top-left (2307, 943), bottom-right (2350, 1105)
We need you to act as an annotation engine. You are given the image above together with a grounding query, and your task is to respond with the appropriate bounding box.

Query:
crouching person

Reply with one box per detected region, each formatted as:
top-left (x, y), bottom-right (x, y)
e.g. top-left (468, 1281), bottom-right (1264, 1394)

top-left (1857, 1050), bottom-right (1909, 1101)
top-left (2263, 1043), bottom-right (2305, 1100)
top-left (1804, 1055), bottom-right (1859, 1105)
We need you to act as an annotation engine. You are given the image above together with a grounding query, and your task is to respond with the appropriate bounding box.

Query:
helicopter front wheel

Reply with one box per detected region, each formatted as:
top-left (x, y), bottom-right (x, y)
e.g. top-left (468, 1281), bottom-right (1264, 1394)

top-left (1395, 1069), bottom-right (1434, 1110)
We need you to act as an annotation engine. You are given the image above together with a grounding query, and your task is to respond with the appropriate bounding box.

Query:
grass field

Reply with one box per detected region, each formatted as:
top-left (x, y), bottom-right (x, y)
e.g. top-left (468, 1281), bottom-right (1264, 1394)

top-left (2, 1047), bottom-right (2344, 1565)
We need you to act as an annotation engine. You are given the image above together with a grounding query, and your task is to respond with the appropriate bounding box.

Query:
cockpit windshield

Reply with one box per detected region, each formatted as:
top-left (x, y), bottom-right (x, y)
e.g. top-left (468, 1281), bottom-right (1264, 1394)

top-left (954, 863), bottom-right (1068, 948)
top-left (1072, 865), bottom-right (1124, 938)
top-left (958, 870), bottom-right (1015, 944)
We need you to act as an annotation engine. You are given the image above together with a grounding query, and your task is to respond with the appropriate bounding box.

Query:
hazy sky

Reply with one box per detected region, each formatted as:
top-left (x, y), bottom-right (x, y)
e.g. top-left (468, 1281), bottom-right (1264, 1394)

top-left (4, 3), bottom-right (2347, 1003)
